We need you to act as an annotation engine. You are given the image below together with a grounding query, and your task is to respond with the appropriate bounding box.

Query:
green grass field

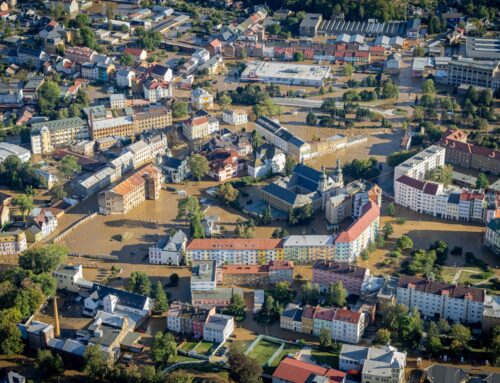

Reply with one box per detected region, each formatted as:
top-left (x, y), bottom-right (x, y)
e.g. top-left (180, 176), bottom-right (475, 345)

top-left (180, 340), bottom-right (199, 352)
top-left (195, 341), bottom-right (216, 355)
top-left (268, 344), bottom-right (301, 367)
top-left (248, 339), bottom-right (282, 366)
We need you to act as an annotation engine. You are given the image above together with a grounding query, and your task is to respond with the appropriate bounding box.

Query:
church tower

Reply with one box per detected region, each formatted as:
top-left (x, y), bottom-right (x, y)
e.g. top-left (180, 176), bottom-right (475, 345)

top-left (334, 159), bottom-right (343, 186)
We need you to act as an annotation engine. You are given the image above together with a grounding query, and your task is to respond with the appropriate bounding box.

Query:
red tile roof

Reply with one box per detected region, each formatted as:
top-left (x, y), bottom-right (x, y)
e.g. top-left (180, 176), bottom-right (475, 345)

top-left (110, 164), bottom-right (161, 196)
top-left (269, 260), bottom-right (294, 271)
top-left (302, 305), bottom-right (317, 319)
top-left (333, 308), bottom-right (361, 324)
top-left (124, 48), bottom-right (146, 57)
top-left (222, 264), bottom-right (269, 274)
top-left (335, 202), bottom-right (380, 243)
top-left (186, 238), bottom-right (283, 251)
top-left (460, 192), bottom-right (485, 201)
top-left (314, 306), bottom-right (336, 321)
top-left (273, 357), bottom-right (346, 383)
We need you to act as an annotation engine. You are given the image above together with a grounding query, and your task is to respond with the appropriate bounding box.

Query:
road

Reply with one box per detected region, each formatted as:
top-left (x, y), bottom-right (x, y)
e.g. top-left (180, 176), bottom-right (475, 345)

top-left (272, 97), bottom-right (395, 116)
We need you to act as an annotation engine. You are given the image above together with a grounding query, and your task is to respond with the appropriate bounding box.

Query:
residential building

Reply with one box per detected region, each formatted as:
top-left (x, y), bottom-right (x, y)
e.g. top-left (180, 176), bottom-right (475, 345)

top-left (423, 364), bottom-right (500, 383)
top-left (465, 37), bottom-right (500, 60)
top-left (90, 116), bottom-right (135, 140)
top-left (255, 117), bottom-right (311, 160)
top-left (97, 164), bottom-right (162, 215)
top-left (64, 46), bottom-right (96, 64)
top-left (191, 260), bottom-right (218, 291)
top-left (160, 156), bottom-right (190, 183)
top-left (133, 107), bottom-right (173, 133)
top-left (203, 313), bottom-right (234, 343)
top-left (334, 201), bottom-right (380, 263)
top-left (221, 264), bottom-right (270, 286)
top-left (447, 57), bottom-right (500, 90)
top-left (272, 357), bottom-right (346, 383)
top-left (0, 142), bottom-right (31, 163)
top-left (109, 94), bottom-right (126, 109)
top-left (299, 13), bottom-right (323, 37)
top-left (28, 208), bottom-right (58, 240)
top-left (208, 149), bottom-right (242, 181)
top-left (282, 235), bottom-right (335, 264)
top-left (222, 109), bottom-right (248, 125)
top-left (182, 114), bottom-right (219, 141)
top-left (149, 230), bottom-right (187, 266)
top-left (280, 304), bottom-right (303, 332)
top-left (193, 48), bottom-right (210, 65)
top-left (269, 260), bottom-right (294, 284)
top-left (185, 238), bottom-right (284, 265)
top-left (485, 218), bottom-right (500, 255)
top-left (312, 261), bottom-right (369, 295)
top-left (123, 48), bottom-right (147, 61)
top-left (30, 117), bottom-right (89, 154)
top-left (0, 230), bottom-right (27, 255)
top-left (339, 345), bottom-right (406, 383)
top-left (149, 64), bottom-right (173, 82)
top-left (482, 295), bottom-right (500, 333)
top-left (331, 309), bottom-right (365, 344)
top-left (116, 68), bottom-right (136, 88)
top-left (247, 143), bottom-right (285, 178)
top-left (312, 306), bottom-right (336, 336)
top-left (53, 264), bottom-right (91, 293)
top-left (394, 145), bottom-right (446, 183)
top-left (167, 302), bottom-right (216, 338)
top-left (143, 78), bottom-right (172, 103)
top-left (301, 305), bottom-right (317, 335)
top-left (254, 290), bottom-right (264, 313)
top-left (191, 287), bottom-right (243, 308)
top-left (190, 88), bottom-right (214, 110)
top-left (397, 275), bottom-right (485, 324)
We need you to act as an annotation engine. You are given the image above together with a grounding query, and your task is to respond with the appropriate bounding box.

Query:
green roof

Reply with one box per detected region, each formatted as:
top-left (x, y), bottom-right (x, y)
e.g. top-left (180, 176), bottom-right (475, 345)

top-left (487, 218), bottom-right (500, 233)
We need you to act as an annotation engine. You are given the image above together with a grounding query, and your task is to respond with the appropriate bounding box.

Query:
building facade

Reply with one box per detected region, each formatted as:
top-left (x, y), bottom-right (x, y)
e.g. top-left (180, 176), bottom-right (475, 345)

top-left (312, 261), bottom-right (369, 295)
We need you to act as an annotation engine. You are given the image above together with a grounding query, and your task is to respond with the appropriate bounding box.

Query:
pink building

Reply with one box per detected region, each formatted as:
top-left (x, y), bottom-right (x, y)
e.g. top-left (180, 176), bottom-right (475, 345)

top-left (312, 261), bottom-right (369, 295)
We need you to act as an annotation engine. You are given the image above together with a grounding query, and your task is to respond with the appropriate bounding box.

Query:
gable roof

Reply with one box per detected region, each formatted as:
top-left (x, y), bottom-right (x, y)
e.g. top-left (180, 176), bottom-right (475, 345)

top-left (90, 283), bottom-right (149, 310)
top-left (273, 357), bottom-right (346, 383)
top-left (335, 202), bottom-right (380, 243)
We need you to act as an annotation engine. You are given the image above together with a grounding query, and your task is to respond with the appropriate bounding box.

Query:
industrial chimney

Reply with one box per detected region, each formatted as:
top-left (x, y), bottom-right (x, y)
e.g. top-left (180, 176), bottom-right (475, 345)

top-left (52, 297), bottom-right (60, 337)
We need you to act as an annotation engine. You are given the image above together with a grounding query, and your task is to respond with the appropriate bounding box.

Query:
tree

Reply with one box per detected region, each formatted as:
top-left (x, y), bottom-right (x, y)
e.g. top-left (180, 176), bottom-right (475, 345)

top-left (219, 93), bottom-right (232, 109)
top-left (437, 318), bottom-right (450, 334)
top-left (450, 323), bottom-right (471, 353)
top-left (382, 222), bottom-right (394, 239)
top-left (476, 173), bottom-right (489, 189)
top-left (19, 244), bottom-right (68, 274)
top-left (343, 158), bottom-right (380, 179)
top-left (84, 344), bottom-right (109, 380)
top-left (269, 281), bottom-right (293, 305)
top-left (38, 81), bottom-right (60, 116)
top-left (153, 280), bottom-right (169, 313)
top-left (172, 101), bottom-right (188, 118)
top-left (319, 327), bottom-right (332, 349)
top-left (120, 53), bottom-right (134, 66)
top-left (13, 194), bottom-right (33, 220)
top-left (261, 204), bottom-right (273, 225)
top-left (217, 183), bottom-right (240, 206)
top-left (31, 272), bottom-right (57, 297)
top-left (424, 165), bottom-right (453, 187)
top-left (327, 281), bottom-right (347, 307)
top-left (0, 308), bottom-right (23, 355)
top-left (301, 282), bottom-right (320, 305)
top-left (374, 328), bottom-right (391, 345)
top-left (342, 63), bottom-right (353, 77)
top-left (58, 155), bottom-right (81, 181)
top-left (293, 51), bottom-right (304, 61)
top-left (227, 346), bottom-right (263, 383)
top-left (15, 286), bottom-right (45, 318)
top-left (36, 349), bottom-right (64, 378)
top-left (413, 45), bottom-right (425, 56)
top-left (306, 112), bottom-right (317, 126)
top-left (50, 182), bottom-right (67, 203)
top-left (424, 322), bottom-right (442, 355)
top-left (385, 202), bottom-right (395, 217)
top-left (80, 26), bottom-right (97, 49)
top-left (272, 228), bottom-right (289, 238)
top-left (127, 271), bottom-right (151, 296)
top-left (381, 80), bottom-right (399, 99)
top-left (284, 155), bottom-right (297, 176)
top-left (151, 332), bottom-right (177, 366)
top-left (251, 130), bottom-right (264, 155)
top-left (397, 235), bottom-right (413, 250)
top-left (422, 79), bottom-right (436, 95)
top-left (188, 154), bottom-right (209, 181)
top-left (490, 326), bottom-right (500, 362)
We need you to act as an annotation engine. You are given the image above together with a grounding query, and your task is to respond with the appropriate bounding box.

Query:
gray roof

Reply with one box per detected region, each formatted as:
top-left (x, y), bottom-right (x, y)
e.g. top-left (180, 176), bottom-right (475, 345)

top-left (340, 344), bottom-right (368, 362)
top-left (90, 283), bottom-right (149, 311)
top-left (31, 117), bottom-right (87, 133)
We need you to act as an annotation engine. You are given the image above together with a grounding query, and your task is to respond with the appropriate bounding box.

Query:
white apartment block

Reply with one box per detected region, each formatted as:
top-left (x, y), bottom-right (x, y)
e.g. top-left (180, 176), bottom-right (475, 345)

top-left (312, 307), bottom-right (335, 336)
top-left (182, 115), bottom-right (219, 141)
top-left (203, 314), bottom-right (234, 343)
top-left (393, 145), bottom-right (446, 183)
top-left (143, 79), bottom-right (172, 103)
top-left (190, 88), bottom-right (214, 110)
top-left (331, 309), bottom-right (365, 344)
top-left (166, 303), bottom-right (182, 333)
top-left (282, 236), bottom-right (335, 264)
top-left (222, 109), bottom-right (248, 125)
top-left (397, 275), bottom-right (485, 324)
top-left (0, 231), bottom-right (27, 255)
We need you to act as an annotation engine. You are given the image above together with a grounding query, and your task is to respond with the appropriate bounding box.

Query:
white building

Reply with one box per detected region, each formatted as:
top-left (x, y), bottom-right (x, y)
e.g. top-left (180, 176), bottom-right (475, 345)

top-left (247, 143), bottom-right (285, 178)
top-left (393, 145), bottom-right (446, 183)
top-left (222, 109), bottom-right (248, 126)
top-left (0, 230), bottom-right (27, 255)
top-left (143, 78), bottom-right (172, 103)
top-left (115, 68), bottom-right (135, 88)
top-left (280, 303), bottom-right (303, 332)
top-left (193, 48), bottom-right (210, 65)
top-left (191, 260), bottom-right (217, 291)
top-left (110, 93), bottom-right (126, 109)
top-left (149, 230), bottom-right (187, 266)
top-left (331, 309), bottom-right (366, 344)
top-left (397, 275), bottom-right (485, 324)
top-left (485, 218), bottom-right (500, 255)
top-left (339, 345), bottom-right (406, 383)
top-left (312, 306), bottom-right (335, 336)
top-left (53, 264), bottom-right (92, 293)
top-left (0, 142), bottom-right (31, 163)
top-left (203, 313), bottom-right (234, 343)
top-left (182, 114), bottom-right (219, 141)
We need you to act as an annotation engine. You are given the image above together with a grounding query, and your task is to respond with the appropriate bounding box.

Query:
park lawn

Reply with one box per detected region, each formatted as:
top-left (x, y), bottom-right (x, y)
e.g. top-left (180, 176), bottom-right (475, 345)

top-left (268, 344), bottom-right (301, 367)
top-left (180, 340), bottom-right (199, 352)
top-left (248, 339), bottom-right (282, 366)
top-left (311, 349), bottom-right (339, 369)
top-left (195, 341), bottom-right (216, 355)
top-left (441, 267), bottom-right (457, 283)
top-left (457, 270), bottom-right (487, 285)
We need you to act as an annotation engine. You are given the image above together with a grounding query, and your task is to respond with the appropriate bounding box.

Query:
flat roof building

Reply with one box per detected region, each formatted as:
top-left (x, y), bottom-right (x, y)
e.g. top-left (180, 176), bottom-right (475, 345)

top-left (466, 37), bottom-right (500, 60)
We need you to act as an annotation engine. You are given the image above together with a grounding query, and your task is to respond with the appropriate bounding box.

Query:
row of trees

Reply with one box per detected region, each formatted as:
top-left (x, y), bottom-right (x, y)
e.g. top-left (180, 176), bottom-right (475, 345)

top-left (127, 271), bottom-right (171, 313)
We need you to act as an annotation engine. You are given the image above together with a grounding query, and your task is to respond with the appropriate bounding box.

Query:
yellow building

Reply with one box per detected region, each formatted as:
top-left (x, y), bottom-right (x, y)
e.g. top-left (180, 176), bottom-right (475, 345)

top-left (30, 118), bottom-right (90, 154)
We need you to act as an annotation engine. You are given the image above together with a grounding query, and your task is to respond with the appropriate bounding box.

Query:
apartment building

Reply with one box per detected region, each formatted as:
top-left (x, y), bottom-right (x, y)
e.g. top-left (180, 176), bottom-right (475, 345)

top-left (280, 304), bottom-right (303, 332)
top-left (247, 143), bottom-right (286, 178)
top-left (393, 145), bottom-right (446, 183)
top-left (447, 57), bottom-right (499, 90)
top-left (53, 264), bottom-right (91, 293)
top-left (208, 149), bottom-right (241, 181)
top-left (334, 201), bottom-right (380, 263)
top-left (31, 117), bottom-right (89, 154)
top-left (269, 260), bottom-right (294, 284)
top-left (190, 88), bottom-right (214, 110)
top-left (312, 306), bottom-right (336, 336)
top-left (203, 314), bottom-right (234, 343)
top-left (282, 235), bottom-right (335, 263)
top-left (191, 260), bottom-right (218, 291)
top-left (90, 116), bottom-right (135, 140)
top-left (191, 287), bottom-right (243, 308)
top-left (222, 109), bottom-right (248, 125)
top-left (182, 114), bottom-right (219, 141)
top-left (397, 275), bottom-right (485, 324)
top-left (185, 238), bottom-right (284, 265)
top-left (331, 309), bottom-right (365, 344)
top-left (148, 230), bottom-right (187, 266)
top-left (485, 218), bottom-right (500, 255)
top-left (0, 230), bottom-right (27, 255)
top-left (221, 264), bottom-right (270, 286)
top-left (97, 163), bottom-right (162, 215)
top-left (64, 46), bottom-right (97, 63)
top-left (166, 302), bottom-right (216, 338)
top-left (142, 78), bottom-right (172, 103)
top-left (273, 357), bottom-right (346, 383)
top-left (312, 261), bottom-right (369, 295)
top-left (339, 345), bottom-right (406, 383)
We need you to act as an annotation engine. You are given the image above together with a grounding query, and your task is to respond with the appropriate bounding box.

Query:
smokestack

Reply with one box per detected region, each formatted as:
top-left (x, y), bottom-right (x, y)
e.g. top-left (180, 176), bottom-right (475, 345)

top-left (53, 297), bottom-right (60, 337)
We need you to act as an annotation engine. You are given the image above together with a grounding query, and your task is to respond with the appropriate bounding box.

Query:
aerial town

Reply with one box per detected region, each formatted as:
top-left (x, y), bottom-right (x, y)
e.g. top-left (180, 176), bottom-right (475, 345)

top-left (0, 0), bottom-right (499, 382)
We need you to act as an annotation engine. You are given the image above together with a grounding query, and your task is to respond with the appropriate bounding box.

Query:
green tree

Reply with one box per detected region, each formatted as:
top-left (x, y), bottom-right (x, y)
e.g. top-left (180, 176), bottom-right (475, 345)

top-left (227, 346), bottom-right (263, 383)
top-left (424, 322), bottom-right (442, 355)
top-left (319, 327), bottom-right (332, 349)
top-left (188, 154), bottom-right (209, 181)
top-left (225, 293), bottom-right (246, 319)
top-left (152, 280), bottom-right (169, 313)
top-left (301, 281), bottom-right (320, 305)
top-left (437, 318), bottom-right (450, 334)
top-left (13, 194), bottom-right (33, 220)
top-left (385, 202), bottom-right (395, 217)
top-left (50, 182), bottom-right (67, 202)
top-left (172, 101), bottom-right (188, 118)
top-left (120, 53), bottom-right (134, 66)
top-left (422, 79), bottom-right (436, 95)
top-left (217, 183), bottom-right (240, 206)
top-left (84, 344), bottom-right (109, 381)
top-left (450, 323), bottom-right (471, 353)
top-left (382, 222), bottom-right (394, 239)
top-left (327, 281), bottom-right (347, 307)
top-left (374, 328), bottom-right (391, 345)
top-left (270, 281), bottom-right (293, 305)
top-left (342, 63), bottom-right (353, 77)
top-left (271, 228), bottom-right (289, 238)
top-left (31, 272), bottom-right (57, 297)
top-left (293, 51), bottom-right (304, 61)
top-left (424, 165), bottom-right (453, 187)
top-left (251, 130), bottom-right (264, 155)
top-left (306, 112), bottom-right (317, 126)
top-left (0, 308), bottom-right (23, 354)
top-left (476, 173), bottom-right (489, 189)
top-left (397, 235), bottom-right (413, 250)
top-left (219, 93), bottom-right (232, 109)
top-left (381, 80), bottom-right (399, 99)
top-left (38, 80), bottom-right (60, 116)
top-left (19, 244), bottom-right (68, 274)
top-left (36, 349), bottom-right (64, 378)
top-left (58, 155), bottom-right (81, 181)
top-left (127, 271), bottom-right (151, 296)
top-left (490, 326), bottom-right (500, 362)
top-left (151, 332), bottom-right (177, 366)
top-left (74, 13), bottom-right (90, 27)
top-left (261, 204), bottom-right (273, 225)
top-left (284, 155), bottom-right (297, 176)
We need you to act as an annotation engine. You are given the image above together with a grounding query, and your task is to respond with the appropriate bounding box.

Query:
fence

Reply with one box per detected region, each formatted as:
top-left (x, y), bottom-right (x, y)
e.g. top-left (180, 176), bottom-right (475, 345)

top-left (52, 212), bottom-right (98, 243)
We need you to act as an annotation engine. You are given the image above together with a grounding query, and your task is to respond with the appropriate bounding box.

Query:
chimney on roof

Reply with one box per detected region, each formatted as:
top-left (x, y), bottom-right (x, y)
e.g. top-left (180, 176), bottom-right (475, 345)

top-left (52, 296), bottom-right (60, 337)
